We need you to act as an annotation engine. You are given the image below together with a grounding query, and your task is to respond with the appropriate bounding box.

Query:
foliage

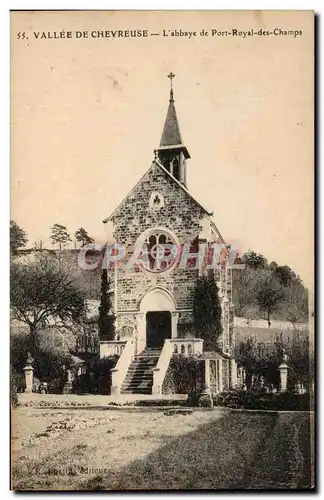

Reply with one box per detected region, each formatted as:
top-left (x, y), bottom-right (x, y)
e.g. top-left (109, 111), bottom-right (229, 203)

top-left (193, 275), bottom-right (222, 349)
top-left (133, 399), bottom-right (187, 407)
top-left (10, 370), bottom-right (20, 406)
top-left (98, 269), bottom-right (115, 341)
top-left (10, 254), bottom-right (86, 346)
top-left (234, 330), bottom-right (312, 390)
top-left (242, 250), bottom-right (268, 269)
top-left (11, 334), bottom-right (72, 383)
top-left (232, 249), bottom-right (308, 324)
top-left (213, 390), bottom-right (310, 411)
top-left (232, 268), bottom-right (257, 318)
top-left (163, 355), bottom-right (204, 394)
top-left (73, 355), bottom-right (119, 394)
top-left (10, 220), bottom-right (28, 255)
top-left (75, 227), bottom-right (94, 247)
top-left (197, 393), bottom-right (213, 407)
top-left (254, 269), bottom-right (285, 326)
top-left (281, 282), bottom-right (309, 327)
top-left (50, 223), bottom-right (71, 250)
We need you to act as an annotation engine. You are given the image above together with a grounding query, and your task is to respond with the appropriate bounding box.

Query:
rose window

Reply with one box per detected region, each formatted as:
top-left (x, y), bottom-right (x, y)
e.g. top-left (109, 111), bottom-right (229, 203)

top-left (143, 230), bottom-right (178, 273)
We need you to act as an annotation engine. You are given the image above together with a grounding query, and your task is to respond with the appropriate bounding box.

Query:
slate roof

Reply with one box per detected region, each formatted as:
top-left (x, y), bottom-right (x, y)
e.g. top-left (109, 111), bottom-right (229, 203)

top-left (159, 93), bottom-right (183, 147)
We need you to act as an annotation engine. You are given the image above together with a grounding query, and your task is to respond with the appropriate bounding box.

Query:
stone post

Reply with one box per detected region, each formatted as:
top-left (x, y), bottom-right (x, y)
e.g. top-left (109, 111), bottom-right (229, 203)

top-left (230, 358), bottom-right (238, 389)
top-left (171, 312), bottom-right (179, 339)
top-left (23, 364), bottom-right (34, 393)
top-left (63, 368), bottom-right (73, 394)
top-left (204, 359), bottom-right (211, 392)
top-left (279, 350), bottom-right (289, 392)
top-left (136, 313), bottom-right (146, 353)
top-left (279, 362), bottom-right (289, 392)
top-left (218, 359), bottom-right (223, 392)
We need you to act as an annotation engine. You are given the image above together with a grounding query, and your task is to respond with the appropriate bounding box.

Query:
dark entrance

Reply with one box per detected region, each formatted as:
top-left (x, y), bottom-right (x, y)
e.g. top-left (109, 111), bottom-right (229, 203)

top-left (146, 311), bottom-right (171, 349)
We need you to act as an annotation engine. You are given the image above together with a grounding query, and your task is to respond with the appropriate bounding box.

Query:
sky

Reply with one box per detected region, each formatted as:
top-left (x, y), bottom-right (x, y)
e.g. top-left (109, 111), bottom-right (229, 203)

top-left (11, 10), bottom-right (313, 288)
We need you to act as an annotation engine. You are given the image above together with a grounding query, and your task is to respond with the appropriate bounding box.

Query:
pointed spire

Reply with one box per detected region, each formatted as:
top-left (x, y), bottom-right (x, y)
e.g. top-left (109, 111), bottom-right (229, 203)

top-left (160, 72), bottom-right (183, 147)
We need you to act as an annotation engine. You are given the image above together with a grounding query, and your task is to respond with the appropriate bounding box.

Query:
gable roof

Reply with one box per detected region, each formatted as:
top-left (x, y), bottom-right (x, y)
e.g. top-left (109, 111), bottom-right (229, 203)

top-left (102, 160), bottom-right (213, 223)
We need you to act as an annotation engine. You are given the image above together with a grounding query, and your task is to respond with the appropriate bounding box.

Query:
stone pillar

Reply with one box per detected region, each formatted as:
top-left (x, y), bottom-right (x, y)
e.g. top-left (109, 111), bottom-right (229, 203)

top-left (204, 359), bottom-right (211, 392)
top-left (230, 358), bottom-right (238, 389)
top-left (111, 368), bottom-right (121, 396)
top-left (222, 297), bottom-right (230, 355)
top-left (279, 362), bottom-right (289, 392)
top-left (63, 369), bottom-right (73, 394)
top-left (23, 364), bottom-right (34, 393)
top-left (136, 313), bottom-right (146, 353)
top-left (171, 312), bottom-right (179, 339)
top-left (218, 359), bottom-right (223, 392)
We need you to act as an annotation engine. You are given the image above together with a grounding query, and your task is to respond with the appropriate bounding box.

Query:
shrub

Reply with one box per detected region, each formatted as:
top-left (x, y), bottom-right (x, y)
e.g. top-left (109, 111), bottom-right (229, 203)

top-left (10, 370), bottom-right (22, 407)
top-left (162, 355), bottom-right (204, 394)
top-left (214, 391), bottom-right (244, 409)
top-left (197, 393), bottom-right (213, 408)
top-left (11, 334), bottom-right (72, 385)
top-left (213, 389), bottom-right (310, 411)
top-left (186, 389), bottom-right (200, 407)
top-left (73, 355), bottom-right (119, 394)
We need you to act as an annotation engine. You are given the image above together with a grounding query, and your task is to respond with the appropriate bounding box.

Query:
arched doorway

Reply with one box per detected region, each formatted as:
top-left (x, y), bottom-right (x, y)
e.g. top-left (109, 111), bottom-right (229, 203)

top-left (139, 288), bottom-right (177, 349)
top-left (146, 311), bottom-right (171, 348)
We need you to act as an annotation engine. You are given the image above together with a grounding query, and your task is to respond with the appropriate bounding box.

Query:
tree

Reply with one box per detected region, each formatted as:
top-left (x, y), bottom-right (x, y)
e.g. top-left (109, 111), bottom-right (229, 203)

top-left (234, 330), bottom-right (311, 390)
top-left (98, 269), bottom-right (115, 340)
top-left (242, 250), bottom-right (267, 270)
top-left (11, 333), bottom-right (72, 384)
top-left (193, 274), bottom-right (222, 350)
top-left (10, 254), bottom-right (86, 347)
top-left (282, 282), bottom-right (309, 328)
top-left (274, 265), bottom-right (298, 287)
top-left (75, 227), bottom-right (94, 247)
top-left (10, 220), bottom-right (28, 255)
top-left (232, 267), bottom-right (258, 318)
top-left (254, 269), bottom-right (285, 327)
top-left (50, 223), bottom-right (71, 250)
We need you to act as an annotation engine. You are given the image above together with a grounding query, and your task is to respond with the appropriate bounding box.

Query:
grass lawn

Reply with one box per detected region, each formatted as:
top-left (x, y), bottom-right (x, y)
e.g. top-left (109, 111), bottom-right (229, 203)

top-left (11, 405), bottom-right (314, 491)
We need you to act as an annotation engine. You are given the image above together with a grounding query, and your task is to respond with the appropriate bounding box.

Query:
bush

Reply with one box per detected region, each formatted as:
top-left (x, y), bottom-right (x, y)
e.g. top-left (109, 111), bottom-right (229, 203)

top-left (197, 393), bottom-right (213, 408)
top-left (163, 355), bottom-right (204, 394)
top-left (186, 389), bottom-right (200, 407)
top-left (11, 334), bottom-right (72, 385)
top-left (10, 370), bottom-right (22, 407)
top-left (214, 391), bottom-right (243, 409)
top-left (213, 389), bottom-right (310, 411)
top-left (73, 355), bottom-right (119, 395)
top-left (133, 399), bottom-right (187, 407)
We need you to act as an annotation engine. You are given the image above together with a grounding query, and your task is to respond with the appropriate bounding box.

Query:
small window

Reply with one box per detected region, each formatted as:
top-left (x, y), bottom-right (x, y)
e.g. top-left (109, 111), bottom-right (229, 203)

top-left (172, 157), bottom-right (180, 180)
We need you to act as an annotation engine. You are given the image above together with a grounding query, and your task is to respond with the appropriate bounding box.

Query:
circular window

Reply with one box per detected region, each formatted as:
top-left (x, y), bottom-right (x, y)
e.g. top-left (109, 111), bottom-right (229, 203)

top-left (136, 228), bottom-right (180, 274)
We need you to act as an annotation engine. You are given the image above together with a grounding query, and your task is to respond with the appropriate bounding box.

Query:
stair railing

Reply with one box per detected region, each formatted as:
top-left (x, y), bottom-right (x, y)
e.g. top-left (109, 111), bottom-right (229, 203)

top-left (152, 339), bottom-right (174, 395)
top-left (111, 339), bottom-right (135, 395)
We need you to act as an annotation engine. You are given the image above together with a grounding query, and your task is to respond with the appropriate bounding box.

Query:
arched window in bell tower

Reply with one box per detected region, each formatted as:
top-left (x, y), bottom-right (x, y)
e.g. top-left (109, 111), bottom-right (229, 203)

top-left (172, 156), bottom-right (180, 180)
top-left (162, 157), bottom-right (170, 173)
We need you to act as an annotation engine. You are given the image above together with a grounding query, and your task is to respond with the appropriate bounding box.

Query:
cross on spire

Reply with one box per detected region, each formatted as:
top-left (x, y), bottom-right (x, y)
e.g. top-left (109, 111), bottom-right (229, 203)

top-left (167, 72), bottom-right (175, 102)
top-left (167, 72), bottom-right (175, 87)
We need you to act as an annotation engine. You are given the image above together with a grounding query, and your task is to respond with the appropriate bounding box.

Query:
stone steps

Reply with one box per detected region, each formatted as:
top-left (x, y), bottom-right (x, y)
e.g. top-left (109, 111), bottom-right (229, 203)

top-left (121, 348), bottom-right (162, 395)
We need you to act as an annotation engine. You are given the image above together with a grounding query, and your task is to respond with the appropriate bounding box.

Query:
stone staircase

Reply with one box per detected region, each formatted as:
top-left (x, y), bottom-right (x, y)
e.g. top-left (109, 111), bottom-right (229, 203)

top-left (121, 348), bottom-right (162, 395)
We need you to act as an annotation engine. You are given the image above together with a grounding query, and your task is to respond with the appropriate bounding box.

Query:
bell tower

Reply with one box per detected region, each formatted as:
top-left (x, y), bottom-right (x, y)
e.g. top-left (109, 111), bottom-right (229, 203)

top-left (156, 73), bottom-right (190, 187)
